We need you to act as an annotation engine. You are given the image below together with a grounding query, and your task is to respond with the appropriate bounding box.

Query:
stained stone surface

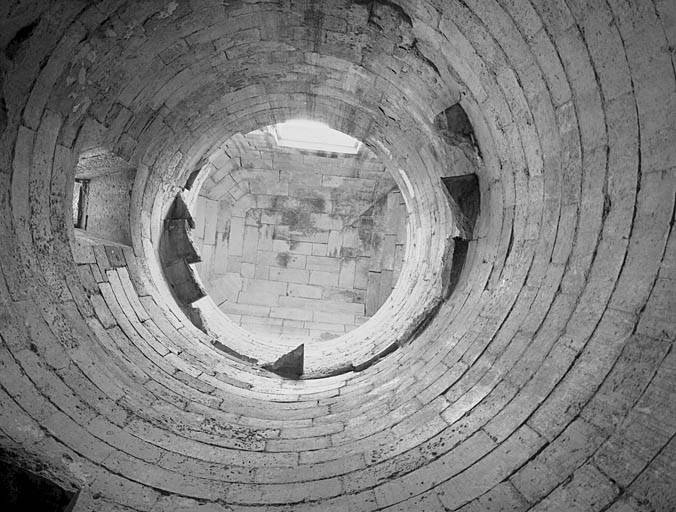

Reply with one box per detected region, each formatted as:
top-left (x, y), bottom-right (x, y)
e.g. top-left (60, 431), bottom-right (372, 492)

top-left (0, 0), bottom-right (674, 511)
top-left (191, 129), bottom-right (407, 344)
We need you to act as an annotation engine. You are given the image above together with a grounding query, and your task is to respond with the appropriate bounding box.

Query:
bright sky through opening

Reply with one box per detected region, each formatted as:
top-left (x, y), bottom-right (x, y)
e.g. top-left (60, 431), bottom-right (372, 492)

top-left (273, 120), bottom-right (362, 154)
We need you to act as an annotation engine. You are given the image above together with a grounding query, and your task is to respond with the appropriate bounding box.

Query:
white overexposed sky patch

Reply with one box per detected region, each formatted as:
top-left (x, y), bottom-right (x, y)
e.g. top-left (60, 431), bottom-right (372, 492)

top-left (272, 120), bottom-right (362, 154)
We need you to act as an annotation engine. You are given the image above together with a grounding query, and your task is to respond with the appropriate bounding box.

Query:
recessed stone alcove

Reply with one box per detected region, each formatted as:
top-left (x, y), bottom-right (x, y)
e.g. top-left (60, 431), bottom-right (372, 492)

top-left (191, 128), bottom-right (407, 344)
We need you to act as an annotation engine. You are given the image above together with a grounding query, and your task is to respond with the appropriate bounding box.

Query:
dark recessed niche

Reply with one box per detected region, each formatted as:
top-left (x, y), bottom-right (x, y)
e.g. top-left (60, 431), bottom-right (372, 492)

top-left (72, 149), bottom-right (136, 246)
top-left (0, 454), bottom-right (78, 512)
top-left (441, 173), bottom-right (480, 240)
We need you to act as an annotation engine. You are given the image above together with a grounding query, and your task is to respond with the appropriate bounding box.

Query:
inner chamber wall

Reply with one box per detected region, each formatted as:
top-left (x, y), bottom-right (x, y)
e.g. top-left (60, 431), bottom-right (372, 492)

top-left (190, 128), bottom-right (409, 345)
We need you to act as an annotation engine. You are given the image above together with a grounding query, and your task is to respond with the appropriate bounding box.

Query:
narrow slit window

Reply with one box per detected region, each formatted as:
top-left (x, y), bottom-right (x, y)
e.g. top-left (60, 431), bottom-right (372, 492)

top-left (73, 178), bottom-right (89, 229)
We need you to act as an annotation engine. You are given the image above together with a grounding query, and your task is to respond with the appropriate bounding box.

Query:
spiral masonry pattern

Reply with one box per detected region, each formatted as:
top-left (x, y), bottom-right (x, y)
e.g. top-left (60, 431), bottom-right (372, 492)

top-left (0, 0), bottom-right (674, 510)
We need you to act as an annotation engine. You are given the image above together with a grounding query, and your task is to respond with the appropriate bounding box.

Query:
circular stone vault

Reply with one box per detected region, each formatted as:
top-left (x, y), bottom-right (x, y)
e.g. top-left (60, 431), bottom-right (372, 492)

top-left (0, 0), bottom-right (674, 511)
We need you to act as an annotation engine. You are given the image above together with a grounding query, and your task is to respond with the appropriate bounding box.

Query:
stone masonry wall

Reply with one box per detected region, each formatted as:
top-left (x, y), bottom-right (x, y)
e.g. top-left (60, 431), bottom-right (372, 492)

top-left (192, 130), bottom-right (407, 343)
top-left (72, 149), bottom-right (136, 246)
top-left (0, 1), bottom-right (674, 511)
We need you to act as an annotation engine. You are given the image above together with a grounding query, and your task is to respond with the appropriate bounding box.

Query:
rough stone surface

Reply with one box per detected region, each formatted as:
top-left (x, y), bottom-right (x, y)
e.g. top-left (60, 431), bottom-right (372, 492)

top-left (0, 0), bottom-right (673, 511)
top-left (191, 129), bottom-right (407, 343)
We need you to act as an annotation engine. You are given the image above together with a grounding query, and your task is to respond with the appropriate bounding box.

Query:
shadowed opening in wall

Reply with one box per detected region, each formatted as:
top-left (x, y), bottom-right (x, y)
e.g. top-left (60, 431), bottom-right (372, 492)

top-left (70, 148), bottom-right (135, 247)
top-left (0, 452), bottom-right (78, 512)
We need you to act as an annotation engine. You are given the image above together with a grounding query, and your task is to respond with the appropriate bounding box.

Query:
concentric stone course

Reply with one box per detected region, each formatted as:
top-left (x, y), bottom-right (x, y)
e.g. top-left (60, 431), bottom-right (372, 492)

top-left (0, 0), bottom-right (674, 511)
